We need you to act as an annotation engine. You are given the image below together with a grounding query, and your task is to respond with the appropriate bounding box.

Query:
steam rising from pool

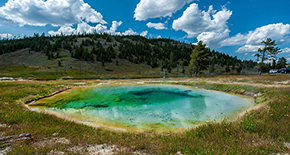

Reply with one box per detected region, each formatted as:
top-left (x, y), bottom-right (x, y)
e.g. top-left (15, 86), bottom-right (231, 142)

top-left (29, 85), bottom-right (254, 132)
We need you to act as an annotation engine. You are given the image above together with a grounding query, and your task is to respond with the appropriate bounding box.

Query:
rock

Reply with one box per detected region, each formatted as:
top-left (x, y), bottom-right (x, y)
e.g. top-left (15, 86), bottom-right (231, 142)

top-left (86, 144), bottom-right (117, 155)
top-left (53, 138), bottom-right (70, 145)
top-left (0, 147), bottom-right (11, 155)
top-left (47, 150), bottom-right (65, 155)
top-left (284, 142), bottom-right (290, 149)
top-left (133, 150), bottom-right (147, 155)
top-left (0, 124), bottom-right (10, 128)
top-left (254, 93), bottom-right (262, 98)
top-left (0, 133), bottom-right (32, 142)
top-left (68, 144), bottom-right (117, 155)
top-left (0, 132), bottom-right (5, 137)
top-left (35, 137), bottom-right (70, 148)
top-left (175, 151), bottom-right (183, 155)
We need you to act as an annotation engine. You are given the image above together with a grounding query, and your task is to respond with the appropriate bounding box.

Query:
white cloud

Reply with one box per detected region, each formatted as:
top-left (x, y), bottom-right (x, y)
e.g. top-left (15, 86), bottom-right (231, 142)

top-left (197, 29), bottom-right (230, 48)
top-left (264, 59), bottom-right (273, 64)
top-left (49, 21), bottom-right (147, 37)
top-left (146, 22), bottom-right (167, 30)
top-left (75, 22), bottom-right (107, 34)
top-left (120, 28), bottom-right (138, 36)
top-left (0, 0), bottom-right (106, 27)
top-left (48, 22), bottom-right (109, 36)
top-left (220, 33), bottom-right (248, 46)
top-left (48, 25), bottom-right (75, 36)
top-left (157, 35), bottom-right (161, 39)
top-left (233, 23), bottom-right (290, 53)
top-left (134, 0), bottom-right (193, 21)
top-left (0, 33), bottom-right (13, 39)
top-left (245, 23), bottom-right (290, 45)
top-left (236, 45), bottom-right (263, 53)
top-left (109, 21), bottom-right (122, 34)
top-left (285, 54), bottom-right (290, 62)
top-left (172, 4), bottom-right (232, 48)
top-left (140, 30), bottom-right (148, 37)
top-left (281, 47), bottom-right (290, 54)
top-left (49, 21), bottom-right (123, 36)
top-left (116, 29), bottom-right (148, 36)
top-left (171, 4), bottom-right (290, 53)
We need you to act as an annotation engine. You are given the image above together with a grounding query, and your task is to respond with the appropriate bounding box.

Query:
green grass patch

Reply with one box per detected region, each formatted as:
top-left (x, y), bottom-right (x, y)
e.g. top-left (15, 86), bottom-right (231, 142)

top-left (0, 78), bottom-right (289, 154)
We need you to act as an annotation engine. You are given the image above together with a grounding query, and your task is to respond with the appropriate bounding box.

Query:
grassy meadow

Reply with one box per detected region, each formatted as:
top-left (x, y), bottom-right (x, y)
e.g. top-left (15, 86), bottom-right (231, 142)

top-left (0, 75), bottom-right (289, 154)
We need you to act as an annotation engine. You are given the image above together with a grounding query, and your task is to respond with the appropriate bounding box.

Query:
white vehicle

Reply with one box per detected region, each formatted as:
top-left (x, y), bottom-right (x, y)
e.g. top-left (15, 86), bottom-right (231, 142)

top-left (269, 69), bottom-right (278, 73)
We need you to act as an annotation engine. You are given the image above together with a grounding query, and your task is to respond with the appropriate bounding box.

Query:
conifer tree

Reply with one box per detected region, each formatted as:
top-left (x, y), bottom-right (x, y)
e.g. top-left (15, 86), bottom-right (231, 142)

top-left (257, 38), bottom-right (282, 75)
top-left (187, 41), bottom-right (208, 77)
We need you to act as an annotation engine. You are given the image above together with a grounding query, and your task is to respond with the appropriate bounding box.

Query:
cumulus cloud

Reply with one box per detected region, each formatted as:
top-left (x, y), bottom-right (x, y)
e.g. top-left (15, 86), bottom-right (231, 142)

top-left (48, 21), bottom-right (147, 37)
top-left (114, 28), bottom-right (147, 37)
top-left (197, 29), bottom-right (230, 47)
top-left (233, 23), bottom-right (290, 53)
top-left (172, 4), bottom-right (290, 53)
top-left (146, 22), bottom-right (167, 30)
top-left (157, 35), bottom-right (161, 39)
top-left (76, 22), bottom-right (108, 34)
top-left (109, 21), bottom-right (122, 34)
top-left (220, 33), bottom-right (248, 47)
top-left (0, 33), bottom-right (13, 39)
top-left (0, 0), bottom-right (106, 27)
top-left (245, 23), bottom-right (290, 45)
top-left (48, 22), bottom-right (108, 36)
top-left (48, 25), bottom-right (75, 36)
top-left (134, 0), bottom-right (193, 21)
top-left (140, 30), bottom-right (148, 37)
top-left (236, 45), bottom-right (263, 53)
top-left (281, 47), bottom-right (290, 54)
top-left (172, 4), bottom-right (232, 47)
top-left (115, 29), bottom-right (148, 36)
top-left (116, 28), bottom-right (145, 36)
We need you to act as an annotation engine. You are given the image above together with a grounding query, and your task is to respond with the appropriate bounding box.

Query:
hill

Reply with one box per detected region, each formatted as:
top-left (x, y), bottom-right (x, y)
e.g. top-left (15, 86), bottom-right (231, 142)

top-left (0, 33), bottom-right (257, 80)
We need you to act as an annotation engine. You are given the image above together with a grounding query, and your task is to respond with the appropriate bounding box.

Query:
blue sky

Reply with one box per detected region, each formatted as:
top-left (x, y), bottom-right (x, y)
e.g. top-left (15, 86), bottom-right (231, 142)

top-left (0, 0), bottom-right (290, 62)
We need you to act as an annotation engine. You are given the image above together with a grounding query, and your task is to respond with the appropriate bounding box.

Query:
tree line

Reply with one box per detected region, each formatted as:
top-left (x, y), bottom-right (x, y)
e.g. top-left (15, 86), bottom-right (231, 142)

top-left (0, 32), bottom-right (264, 75)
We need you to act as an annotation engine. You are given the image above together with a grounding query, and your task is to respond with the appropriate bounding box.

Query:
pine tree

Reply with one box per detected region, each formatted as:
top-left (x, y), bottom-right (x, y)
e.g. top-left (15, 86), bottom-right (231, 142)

top-left (102, 60), bottom-right (105, 67)
top-left (225, 63), bottom-right (230, 72)
top-left (187, 41), bottom-right (208, 77)
top-left (276, 57), bottom-right (287, 68)
top-left (209, 63), bottom-right (215, 73)
top-left (43, 46), bottom-right (49, 56)
top-left (56, 51), bottom-right (60, 58)
top-left (182, 66), bottom-right (185, 73)
top-left (257, 38), bottom-right (282, 75)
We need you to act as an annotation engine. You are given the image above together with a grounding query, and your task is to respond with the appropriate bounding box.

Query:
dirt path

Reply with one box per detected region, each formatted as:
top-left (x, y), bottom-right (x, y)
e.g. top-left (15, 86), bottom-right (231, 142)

top-left (107, 78), bottom-right (290, 88)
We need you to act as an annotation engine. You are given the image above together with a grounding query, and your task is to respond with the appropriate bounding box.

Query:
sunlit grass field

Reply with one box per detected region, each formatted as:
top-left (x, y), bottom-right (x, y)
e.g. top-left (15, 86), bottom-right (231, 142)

top-left (0, 75), bottom-right (289, 154)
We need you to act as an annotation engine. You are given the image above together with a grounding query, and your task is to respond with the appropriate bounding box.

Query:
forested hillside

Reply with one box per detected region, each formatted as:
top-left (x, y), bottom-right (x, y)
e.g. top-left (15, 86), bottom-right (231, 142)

top-left (0, 33), bottom-right (257, 79)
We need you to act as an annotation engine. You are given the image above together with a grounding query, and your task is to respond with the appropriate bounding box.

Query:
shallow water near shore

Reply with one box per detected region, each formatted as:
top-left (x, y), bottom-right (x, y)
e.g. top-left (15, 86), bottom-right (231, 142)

top-left (29, 84), bottom-right (254, 132)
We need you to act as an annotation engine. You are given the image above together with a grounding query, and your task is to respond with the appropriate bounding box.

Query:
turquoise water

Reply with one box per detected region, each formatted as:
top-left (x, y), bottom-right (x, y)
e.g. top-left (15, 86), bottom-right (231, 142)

top-left (30, 85), bottom-right (254, 132)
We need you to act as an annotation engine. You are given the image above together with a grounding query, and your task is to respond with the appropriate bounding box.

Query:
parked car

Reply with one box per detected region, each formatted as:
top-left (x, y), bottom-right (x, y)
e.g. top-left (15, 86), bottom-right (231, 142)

top-left (279, 68), bottom-right (287, 73)
top-left (269, 69), bottom-right (278, 73)
top-left (286, 67), bottom-right (290, 73)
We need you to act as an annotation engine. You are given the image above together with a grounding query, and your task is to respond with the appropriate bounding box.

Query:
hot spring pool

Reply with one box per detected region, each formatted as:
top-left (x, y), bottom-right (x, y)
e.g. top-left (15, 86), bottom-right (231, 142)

top-left (28, 84), bottom-right (254, 132)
